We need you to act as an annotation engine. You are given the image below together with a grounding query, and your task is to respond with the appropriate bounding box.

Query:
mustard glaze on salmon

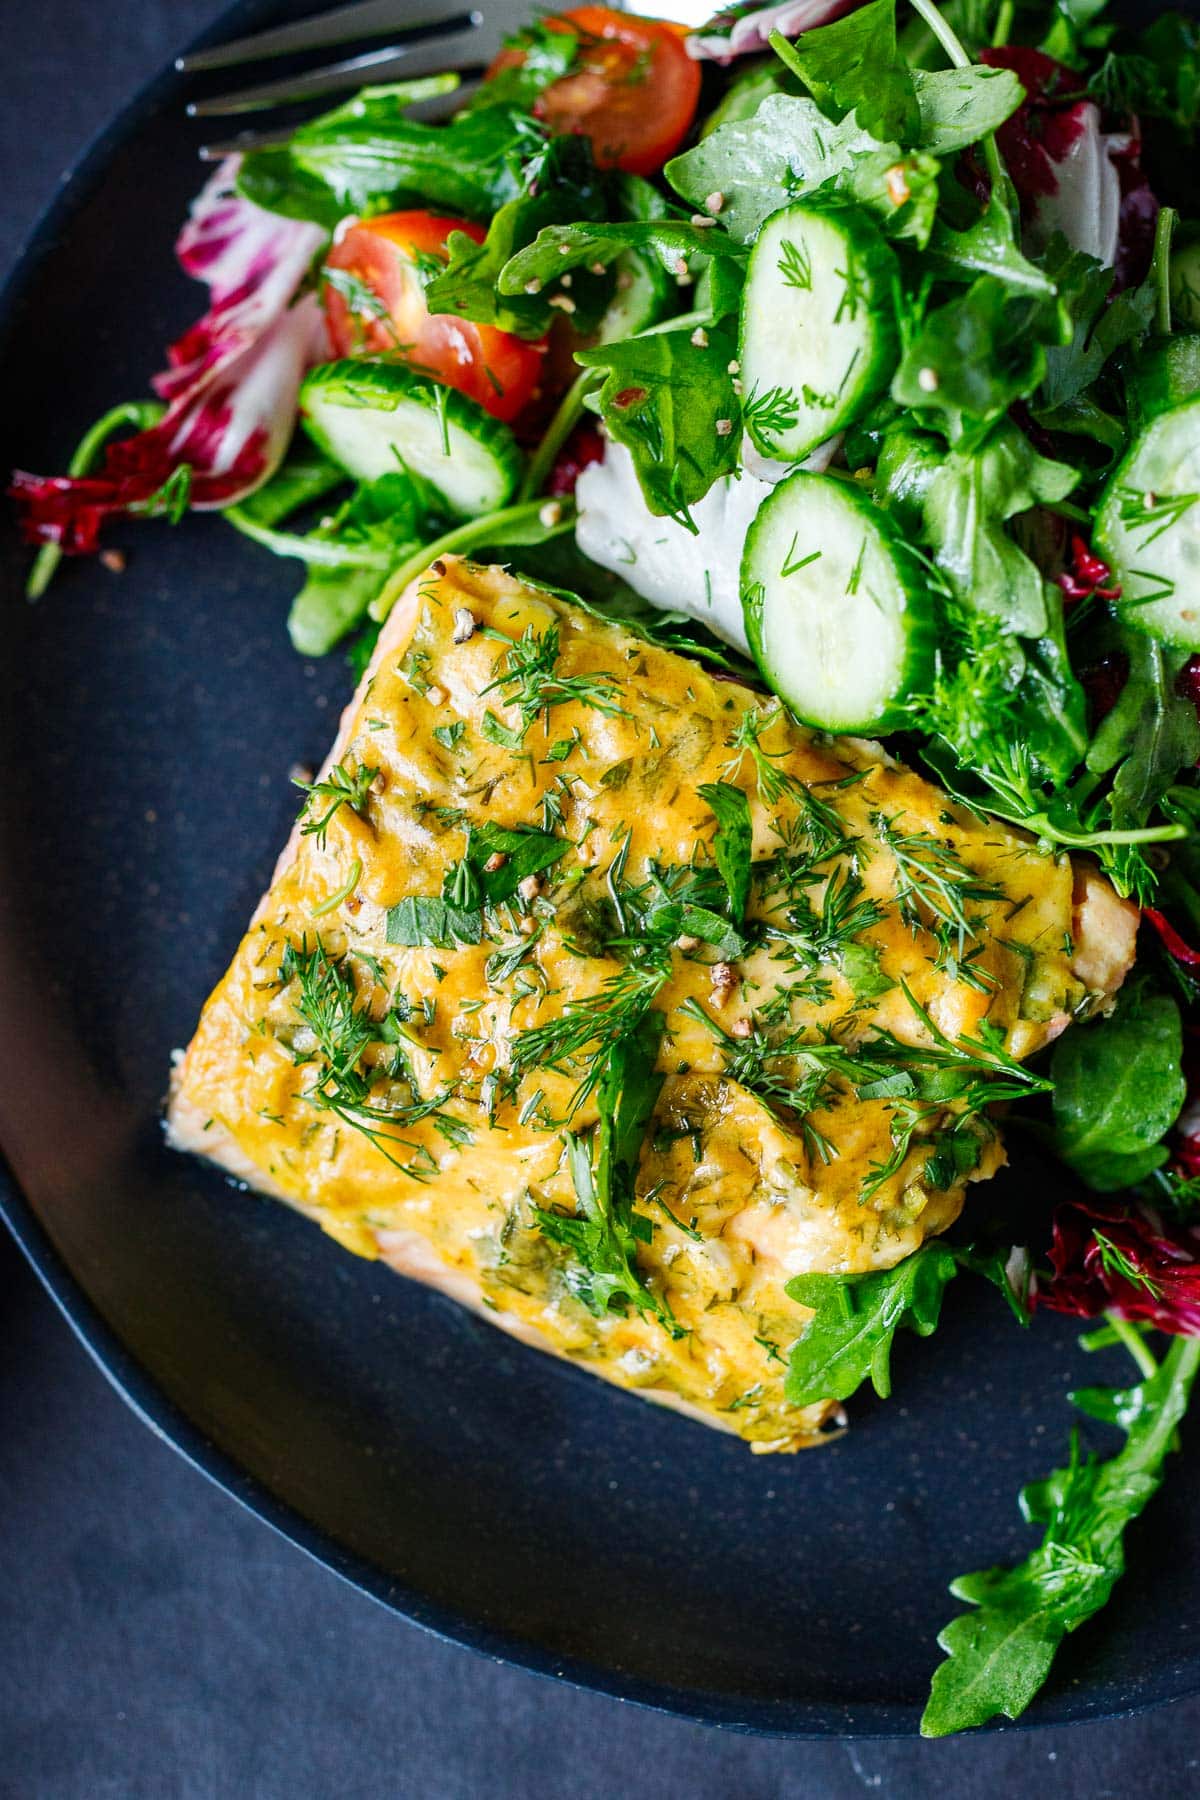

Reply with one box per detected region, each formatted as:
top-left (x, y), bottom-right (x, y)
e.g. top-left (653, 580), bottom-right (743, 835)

top-left (168, 558), bottom-right (1137, 1451)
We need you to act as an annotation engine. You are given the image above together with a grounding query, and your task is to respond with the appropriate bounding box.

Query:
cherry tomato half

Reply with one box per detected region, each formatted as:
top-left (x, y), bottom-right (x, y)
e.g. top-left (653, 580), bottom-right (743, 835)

top-left (489, 8), bottom-right (702, 177)
top-left (322, 210), bottom-right (545, 424)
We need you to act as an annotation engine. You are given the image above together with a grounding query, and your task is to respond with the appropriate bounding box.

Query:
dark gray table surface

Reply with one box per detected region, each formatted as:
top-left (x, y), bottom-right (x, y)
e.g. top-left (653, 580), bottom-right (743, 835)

top-left (5, 6), bottom-right (1200, 1796)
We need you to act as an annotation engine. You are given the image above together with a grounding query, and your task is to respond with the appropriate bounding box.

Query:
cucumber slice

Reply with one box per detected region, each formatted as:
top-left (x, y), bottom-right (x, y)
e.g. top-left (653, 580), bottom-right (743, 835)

top-left (1095, 396), bottom-right (1200, 650)
top-left (739, 202), bottom-right (900, 463)
top-left (1170, 224), bottom-right (1200, 329)
top-left (594, 250), bottom-right (673, 343)
top-left (1126, 333), bottom-right (1200, 432)
top-left (741, 471), bottom-right (935, 732)
top-left (300, 361), bottom-right (522, 519)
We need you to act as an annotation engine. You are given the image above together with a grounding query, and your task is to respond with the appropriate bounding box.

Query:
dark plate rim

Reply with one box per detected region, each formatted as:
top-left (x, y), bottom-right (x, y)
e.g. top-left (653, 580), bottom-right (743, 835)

top-left (0, 0), bottom-right (1191, 1742)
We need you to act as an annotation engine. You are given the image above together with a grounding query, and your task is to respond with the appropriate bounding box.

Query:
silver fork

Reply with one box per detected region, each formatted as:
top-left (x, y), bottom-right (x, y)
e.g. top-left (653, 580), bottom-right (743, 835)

top-left (178, 0), bottom-right (501, 159)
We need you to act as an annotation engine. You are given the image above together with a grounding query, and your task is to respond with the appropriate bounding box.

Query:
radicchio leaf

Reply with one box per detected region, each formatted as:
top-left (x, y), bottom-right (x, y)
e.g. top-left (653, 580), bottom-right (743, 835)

top-left (981, 47), bottom-right (1157, 275)
top-left (11, 158), bottom-right (327, 555)
top-left (1037, 1200), bottom-right (1200, 1336)
top-left (687, 0), bottom-right (854, 64)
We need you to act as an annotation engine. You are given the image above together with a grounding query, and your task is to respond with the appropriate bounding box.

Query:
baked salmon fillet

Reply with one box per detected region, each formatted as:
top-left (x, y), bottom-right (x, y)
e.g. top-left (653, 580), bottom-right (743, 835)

top-left (168, 559), bottom-right (1137, 1452)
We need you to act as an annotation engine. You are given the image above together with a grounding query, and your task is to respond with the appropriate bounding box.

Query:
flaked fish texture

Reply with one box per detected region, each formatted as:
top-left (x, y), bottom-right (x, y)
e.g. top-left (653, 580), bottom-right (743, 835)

top-left (169, 558), bottom-right (1137, 1451)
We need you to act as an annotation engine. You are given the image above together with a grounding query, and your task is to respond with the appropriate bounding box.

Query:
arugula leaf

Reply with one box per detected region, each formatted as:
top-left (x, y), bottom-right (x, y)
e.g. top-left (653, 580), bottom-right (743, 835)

top-left (221, 444), bottom-right (346, 528)
top-left (534, 1011), bottom-right (679, 1332)
top-left (1050, 986), bottom-right (1186, 1192)
top-left (785, 1242), bottom-right (963, 1406)
top-left (1086, 628), bottom-right (1200, 837)
top-left (424, 135), bottom-right (608, 339)
top-left (892, 276), bottom-right (1067, 448)
top-left (770, 3), bottom-right (918, 145)
top-left (697, 781), bottom-right (753, 923)
top-left (225, 465), bottom-right (438, 657)
top-left (922, 1335), bottom-right (1200, 1737)
top-left (385, 896), bottom-right (483, 949)
top-left (575, 322), bottom-right (741, 526)
top-left (1037, 238), bottom-right (1157, 413)
top-left (499, 219), bottom-right (746, 315)
top-left (237, 81), bottom-right (540, 228)
top-left (926, 180), bottom-right (1056, 298)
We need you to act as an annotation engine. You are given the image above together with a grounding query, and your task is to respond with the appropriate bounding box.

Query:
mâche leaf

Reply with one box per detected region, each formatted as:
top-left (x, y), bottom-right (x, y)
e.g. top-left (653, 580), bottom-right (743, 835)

top-left (664, 64), bottom-right (1018, 247)
top-left (1050, 986), bottom-right (1187, 1191)
top-left (665, 94), bottom-right (905, 245)
top-left (911, 63), bottom-right (1024, 154)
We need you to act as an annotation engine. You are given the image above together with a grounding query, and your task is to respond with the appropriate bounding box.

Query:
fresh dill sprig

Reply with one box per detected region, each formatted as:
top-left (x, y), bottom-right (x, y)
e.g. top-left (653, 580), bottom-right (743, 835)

top-left (741, 383), bottom-right (801, 442)
top-left (294, 760), bottom-right (377, 848)
top-left (722, 704), bottom-right (804, 805)
top-left (509, 961), bottom-right (669, 1114)
top-left (872, 812), bottom-right (1004, 956)
top-left (481, 622), bottom-right (628, 739)
top-left (931, 921), bottom-right (999, 993)
top-left (766, 862), bottom-right (885, 970)
top-left (281, 938), bottom-right (466, 1169)
top-left (685, 979), bottom-right (1046, 1192)
top-left (680, 998), bottom-right (836, 1124)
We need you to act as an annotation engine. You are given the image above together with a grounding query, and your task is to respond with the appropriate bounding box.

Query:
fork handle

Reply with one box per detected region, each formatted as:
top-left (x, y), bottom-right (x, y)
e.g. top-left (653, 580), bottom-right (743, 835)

top-left (178, 0), bottom-right (478, 72)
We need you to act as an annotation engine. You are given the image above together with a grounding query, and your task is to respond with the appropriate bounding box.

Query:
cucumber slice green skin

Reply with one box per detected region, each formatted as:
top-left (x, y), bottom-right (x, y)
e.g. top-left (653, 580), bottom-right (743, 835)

top-left (300, 360), bottom-right (522, 520)
top-left (1094, 395), bottom-right (1200, 651)
top-left (741, 470), bottom-right (937, 734)
top-left (1170, 227), bottom-right (1200, 329)
top-left (593, 251), bottom-right (674, 343)
top-left (1126, 334), bottom-right (1200, 433)
top-left (739, 202), bottom-right (900, 463)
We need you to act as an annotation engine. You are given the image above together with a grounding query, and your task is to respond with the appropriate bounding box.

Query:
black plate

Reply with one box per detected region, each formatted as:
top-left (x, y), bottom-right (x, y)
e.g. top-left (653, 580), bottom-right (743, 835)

top-left (2, 0), bottom-right (1198, 1739)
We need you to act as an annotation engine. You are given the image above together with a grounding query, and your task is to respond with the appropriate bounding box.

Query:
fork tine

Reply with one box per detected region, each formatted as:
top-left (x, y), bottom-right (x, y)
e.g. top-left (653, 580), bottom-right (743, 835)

top-left (187, 34), bottom-right (483, 116)
top-left (177, 0), bottom-right (480, 72)
top-left (197, 79), bottom-right (479, 158)
top-left (198, 127), bottom-right (299, 161)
